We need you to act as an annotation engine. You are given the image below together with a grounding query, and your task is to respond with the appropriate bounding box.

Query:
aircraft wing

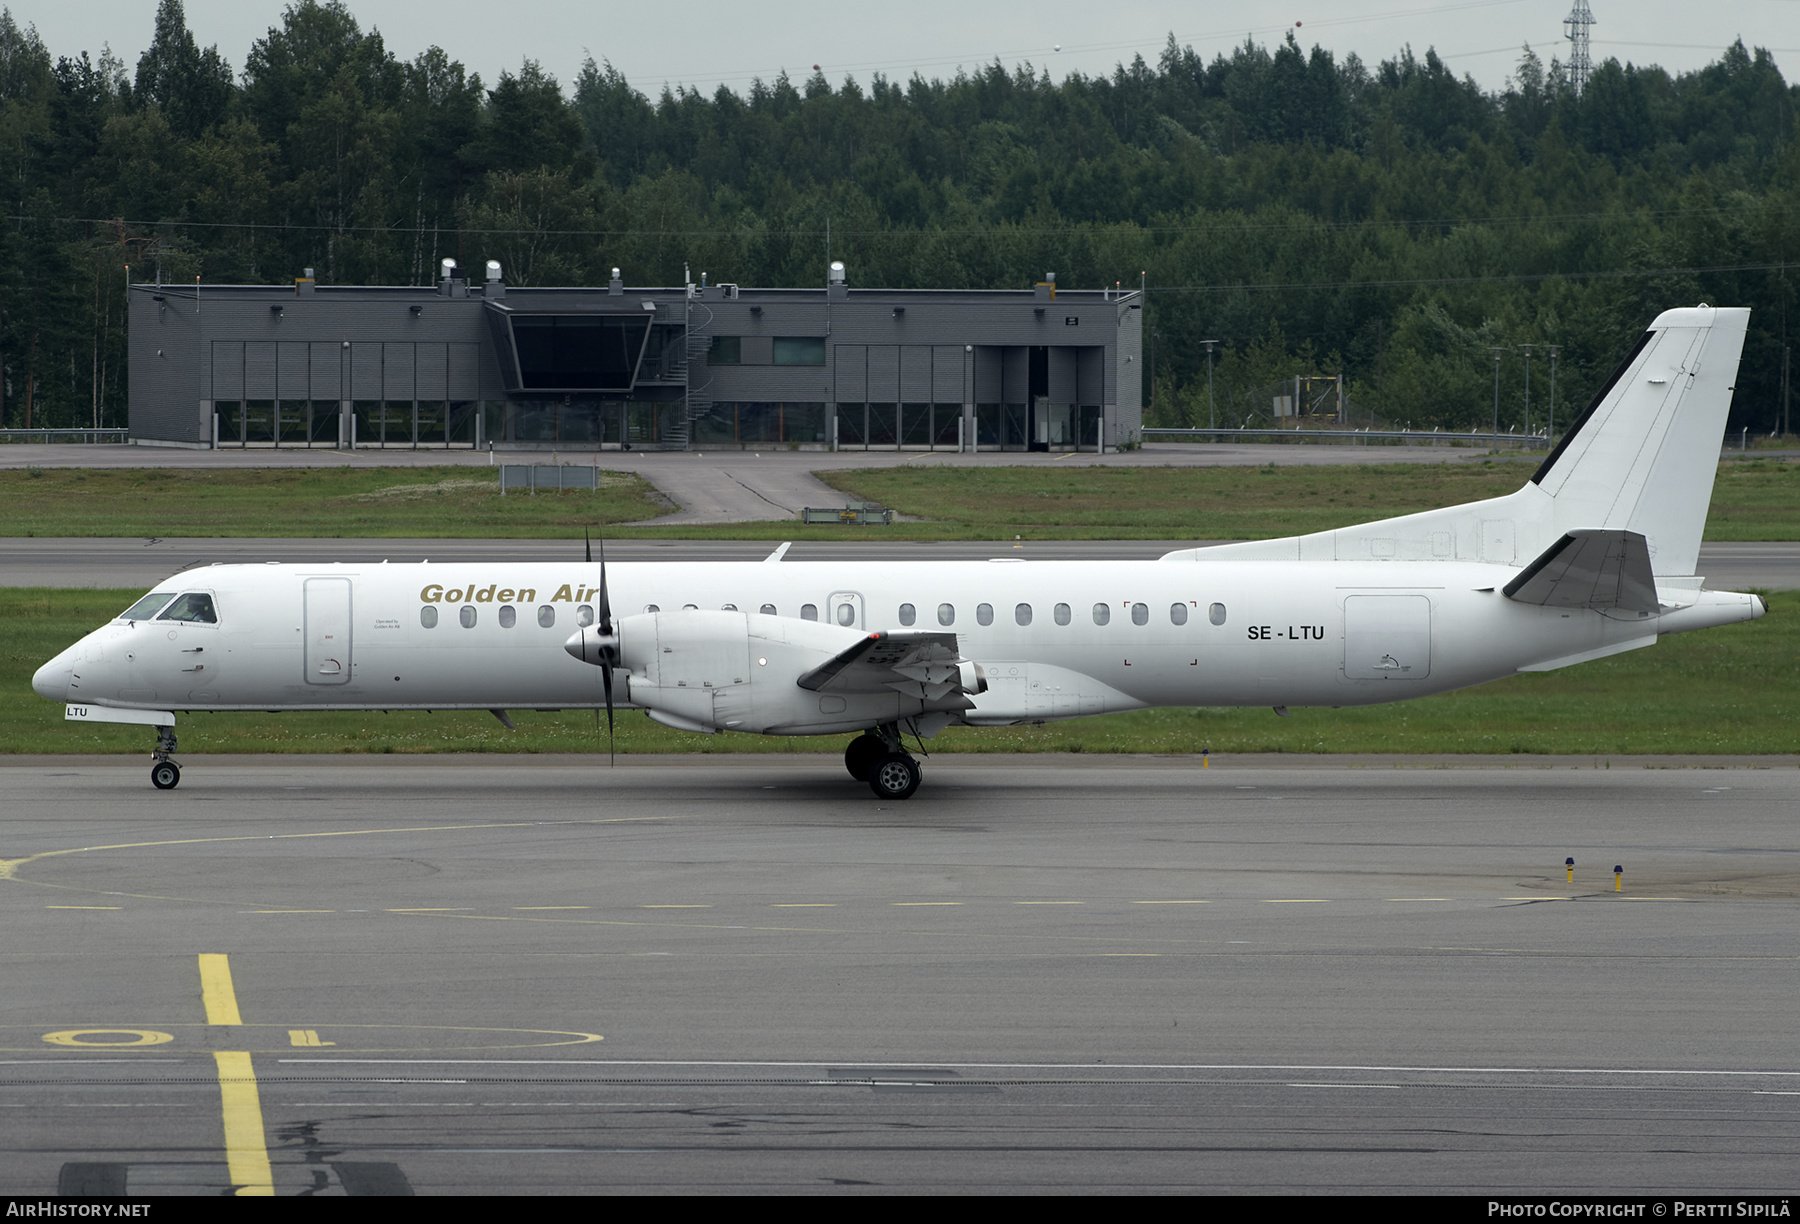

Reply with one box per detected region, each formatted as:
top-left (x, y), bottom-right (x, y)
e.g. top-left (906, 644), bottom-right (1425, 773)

top-left (795, 631), bottom-right (975, 702)
top-left (1503, 529), bottom-right (1659, 614)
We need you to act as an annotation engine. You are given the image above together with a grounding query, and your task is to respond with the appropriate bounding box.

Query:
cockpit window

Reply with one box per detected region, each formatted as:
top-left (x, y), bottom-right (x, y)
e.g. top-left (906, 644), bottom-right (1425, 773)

top-left (121, 592), bottom-right (176, 621)
top-left (155, 593), bottom-right (218, 624)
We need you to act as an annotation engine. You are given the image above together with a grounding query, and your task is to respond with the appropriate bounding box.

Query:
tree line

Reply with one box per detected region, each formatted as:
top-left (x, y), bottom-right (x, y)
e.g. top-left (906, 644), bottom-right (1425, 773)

top-left (1, 0), bottom-right (1795, 436)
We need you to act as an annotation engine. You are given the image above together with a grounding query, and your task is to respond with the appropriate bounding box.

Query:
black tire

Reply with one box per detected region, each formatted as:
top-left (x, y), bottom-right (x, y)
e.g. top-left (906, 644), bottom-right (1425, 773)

top-left (867, 753), bottom-right (921, 800)
top-left (844, 734), bottom-right (884, 781)
top-left (150, 761), bottom-right (180, 791)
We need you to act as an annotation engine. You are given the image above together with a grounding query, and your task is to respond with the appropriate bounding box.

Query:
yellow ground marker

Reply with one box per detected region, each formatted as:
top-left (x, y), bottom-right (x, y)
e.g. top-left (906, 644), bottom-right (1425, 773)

top-left (198, 954), bottom-right (273, 1197)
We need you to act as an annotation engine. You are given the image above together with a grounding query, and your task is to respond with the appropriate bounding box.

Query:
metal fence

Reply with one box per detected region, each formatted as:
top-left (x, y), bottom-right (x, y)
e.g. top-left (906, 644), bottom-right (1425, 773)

top-left (0, 428), bottom-right (131, 443)
top-left (1141, 427), bottom-right (1550, 448)
top-left (498, 465), bottom-right (607, 495)
top-left (801, 501), bottom-right (893, 526)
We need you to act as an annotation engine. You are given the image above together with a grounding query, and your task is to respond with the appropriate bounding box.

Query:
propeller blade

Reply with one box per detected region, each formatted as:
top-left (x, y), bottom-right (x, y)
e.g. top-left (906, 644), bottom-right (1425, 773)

top-left (595, 532), bottom-right (613, 635)
top-left (595, 526), bottom-right (613, 764)
top-left (601, 657), bottom-right (615, 767)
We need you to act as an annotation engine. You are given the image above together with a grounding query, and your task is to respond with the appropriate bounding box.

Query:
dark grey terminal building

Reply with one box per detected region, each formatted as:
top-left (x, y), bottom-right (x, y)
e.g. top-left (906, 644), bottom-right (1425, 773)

top-left (128, 261), bottom-right (1142, 453)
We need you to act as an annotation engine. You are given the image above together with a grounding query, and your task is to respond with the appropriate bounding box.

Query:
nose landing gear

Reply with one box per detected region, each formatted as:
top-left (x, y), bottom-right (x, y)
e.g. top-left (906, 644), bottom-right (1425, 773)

top-left (150, 726), bottom-right (181, 790)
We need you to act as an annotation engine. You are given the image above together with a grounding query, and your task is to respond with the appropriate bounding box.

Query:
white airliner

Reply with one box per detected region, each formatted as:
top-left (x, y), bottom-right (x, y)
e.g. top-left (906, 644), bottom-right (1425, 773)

top-left (33, 306), bottom-right (1766, 798)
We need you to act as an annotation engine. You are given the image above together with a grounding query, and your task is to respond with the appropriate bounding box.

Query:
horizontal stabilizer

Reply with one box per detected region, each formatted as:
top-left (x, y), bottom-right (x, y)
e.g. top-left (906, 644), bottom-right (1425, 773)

top-left (796, 631), bottom-right (965, 695)
top-left (1503, 529), bottom-right (1658, 613)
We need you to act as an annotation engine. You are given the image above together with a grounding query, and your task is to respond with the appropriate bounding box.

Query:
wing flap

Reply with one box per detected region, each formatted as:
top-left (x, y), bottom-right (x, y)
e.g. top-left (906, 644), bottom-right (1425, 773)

top-left (796, 631), bottom-right (969, 695)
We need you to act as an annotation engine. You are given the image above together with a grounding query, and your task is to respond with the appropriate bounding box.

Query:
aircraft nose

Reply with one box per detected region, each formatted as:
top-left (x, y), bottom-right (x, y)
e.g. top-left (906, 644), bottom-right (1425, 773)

top-left (32, 647), bottom-right (76, 702)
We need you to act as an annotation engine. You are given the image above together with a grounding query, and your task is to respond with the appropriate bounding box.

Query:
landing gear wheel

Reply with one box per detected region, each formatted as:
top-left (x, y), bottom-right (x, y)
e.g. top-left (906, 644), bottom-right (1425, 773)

top-left (867, 753), bottom-right (921, 800)
top-left (150, 761), bottom-right (181, 791)
top-left (844, 734), bottom-right (884, 782)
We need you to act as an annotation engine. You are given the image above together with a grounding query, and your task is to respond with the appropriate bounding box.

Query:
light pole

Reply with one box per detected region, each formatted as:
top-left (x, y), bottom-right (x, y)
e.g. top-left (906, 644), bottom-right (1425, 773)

top-left (1201, 339), bottom-right (1218, 433)
top-left (1490, 347), bottom-right (1504, 452)
top-left (1520, 342), bottom-right (1534, 439)
top-left (1546, 344), bottom-right (1561, 444)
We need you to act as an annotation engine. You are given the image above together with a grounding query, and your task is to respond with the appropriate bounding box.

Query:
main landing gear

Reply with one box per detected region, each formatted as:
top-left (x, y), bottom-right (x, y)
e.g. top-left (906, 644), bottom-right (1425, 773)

top-left (844, 724), bottom-right (921, 800)
top-left (150, 726), bottom-right (181, 790)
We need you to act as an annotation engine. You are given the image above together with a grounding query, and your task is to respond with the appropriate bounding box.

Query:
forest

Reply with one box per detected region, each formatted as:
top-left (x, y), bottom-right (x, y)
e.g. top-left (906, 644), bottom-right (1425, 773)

top-left (0, 0), bottom-right (1795, 437)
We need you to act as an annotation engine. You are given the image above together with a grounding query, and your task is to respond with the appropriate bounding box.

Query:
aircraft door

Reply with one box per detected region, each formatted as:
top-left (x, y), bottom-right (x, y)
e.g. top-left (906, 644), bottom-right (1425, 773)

top-left (828, 591), bottom-right (864, 630)
top-left (1342, 595), bottom-right (1431, 680)
top-left (304, 577), bottom-right (354, 685)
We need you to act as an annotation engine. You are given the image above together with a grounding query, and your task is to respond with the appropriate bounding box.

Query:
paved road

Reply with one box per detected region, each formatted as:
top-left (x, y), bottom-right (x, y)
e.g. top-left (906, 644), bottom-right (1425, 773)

top-left (0, 756), bottom-right (1795, 1194)
top-left (5, 536), bottom-right (1796, 591)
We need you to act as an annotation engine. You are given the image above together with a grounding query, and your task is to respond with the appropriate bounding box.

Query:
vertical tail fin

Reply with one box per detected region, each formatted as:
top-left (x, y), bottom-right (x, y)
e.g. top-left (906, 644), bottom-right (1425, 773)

top-left (1534, 306), bottom-right (1749, 576)
top-left (1163, 307), bottom-right (1749, 574)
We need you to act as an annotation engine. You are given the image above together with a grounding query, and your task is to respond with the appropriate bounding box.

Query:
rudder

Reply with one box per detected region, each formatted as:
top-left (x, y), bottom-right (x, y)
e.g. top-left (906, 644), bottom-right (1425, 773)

top-left (1532, 306), bottom-right (1749, 576)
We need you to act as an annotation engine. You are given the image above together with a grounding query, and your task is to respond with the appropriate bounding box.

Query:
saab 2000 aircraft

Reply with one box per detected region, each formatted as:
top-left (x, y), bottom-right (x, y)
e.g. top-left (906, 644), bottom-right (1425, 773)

top-left (33, 306), bottom-right (1767, 799)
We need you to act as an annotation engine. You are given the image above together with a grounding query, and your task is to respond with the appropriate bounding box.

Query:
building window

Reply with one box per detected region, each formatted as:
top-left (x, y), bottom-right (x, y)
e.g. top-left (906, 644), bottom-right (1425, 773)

top-left (772, 337), bottom-right (826, 365)
top-left (709, 335), bottom-right (741, 364)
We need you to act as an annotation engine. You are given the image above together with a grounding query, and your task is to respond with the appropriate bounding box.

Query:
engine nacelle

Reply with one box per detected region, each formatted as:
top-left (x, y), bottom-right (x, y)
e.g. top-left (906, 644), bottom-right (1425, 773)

top-left (568, 610), bottom-right (977, 735)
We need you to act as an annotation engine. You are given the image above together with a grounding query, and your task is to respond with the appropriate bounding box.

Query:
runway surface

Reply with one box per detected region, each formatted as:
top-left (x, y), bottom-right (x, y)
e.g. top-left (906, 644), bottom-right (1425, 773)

top-left (2, 755), bottom-right (1797, 1195)
top-left (6, 536), bottom-right (1796, 591)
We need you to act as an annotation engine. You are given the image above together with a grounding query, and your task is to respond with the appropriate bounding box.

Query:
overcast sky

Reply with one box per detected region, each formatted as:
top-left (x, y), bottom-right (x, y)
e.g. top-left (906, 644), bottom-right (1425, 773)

top-left (12, 0), bottom-right (1799, 98)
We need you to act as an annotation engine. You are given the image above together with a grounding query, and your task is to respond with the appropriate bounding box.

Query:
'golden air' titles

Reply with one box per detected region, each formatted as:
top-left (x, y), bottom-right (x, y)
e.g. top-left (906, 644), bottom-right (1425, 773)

top-left (419, 583), bottom-right (601, 604)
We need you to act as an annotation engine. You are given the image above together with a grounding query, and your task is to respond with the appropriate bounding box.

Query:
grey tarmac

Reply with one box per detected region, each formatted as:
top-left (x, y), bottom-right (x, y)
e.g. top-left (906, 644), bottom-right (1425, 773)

top-left (0, 755), bottom-right (1796, 1194)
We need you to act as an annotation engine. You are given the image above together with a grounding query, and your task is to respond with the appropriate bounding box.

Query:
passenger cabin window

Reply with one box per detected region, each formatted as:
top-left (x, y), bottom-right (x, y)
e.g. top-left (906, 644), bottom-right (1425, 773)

top-left (577, 605), bottom-right (595, 626)
top-left (898, 603), bottom-right (916, 626)
top-left (1054, 603), bottom-right (1071, 625)
top-left (1015, 603), bottom-right (1032, 626)
top-left (460, 605), bottom-right (477, 628)
top-left (538, 605), bottom-right (556, 628)
top-left (156, 593), bottom-right (218, 624)
top-left (1210, 602), bottom-right (1227, 626)
top-left (498, 605), bottom-right (517, 629)
top-left (421, 606), bottom-right (438, 628)
top-left (802, 604), bottom-right (819, 621)
top-left (722, 603), bottom-right (738, 611)
top-left (1131, 602), bottom-right (1149, 626)
top-left (683, 604), bottom-right (698, 611)
top-left (937, 603), bottom-right (955, 626)
top-left (1092, 603), bottom-right (1110, 625)
top-left (760, 604), bottom-right (777, 616)
top-left (644, 604), bottom-right (659, 614)
top-left (1170, 603), bottom-right (1188, 625)
top-left (122, 592), bottom-right (176, 621)
top-left (976, 603), bottom-right (994, 626)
